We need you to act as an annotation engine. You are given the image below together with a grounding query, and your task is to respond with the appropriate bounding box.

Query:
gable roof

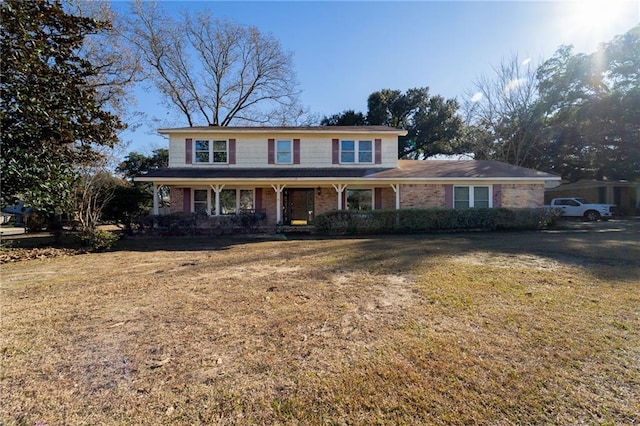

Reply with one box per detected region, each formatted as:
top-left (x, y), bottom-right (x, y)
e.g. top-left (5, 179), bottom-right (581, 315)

top-left (375, 160), bottom-right (559, 179)
top-left (158, 125), bottom-right (407, 136)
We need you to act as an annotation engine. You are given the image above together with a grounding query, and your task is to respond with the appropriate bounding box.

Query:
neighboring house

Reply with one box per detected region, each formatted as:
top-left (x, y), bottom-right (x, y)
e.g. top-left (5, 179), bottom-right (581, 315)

top-left (545, 180), bottom-right (639, 215)
top-left (135, 126), bottom-right (560, 226)
top-left (1, 202), bottom-right (34, 226)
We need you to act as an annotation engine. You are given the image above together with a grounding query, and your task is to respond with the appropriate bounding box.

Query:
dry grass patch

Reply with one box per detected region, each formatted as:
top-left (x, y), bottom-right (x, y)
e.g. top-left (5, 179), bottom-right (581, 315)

top-left (1, 230), bottom-right (639, 425)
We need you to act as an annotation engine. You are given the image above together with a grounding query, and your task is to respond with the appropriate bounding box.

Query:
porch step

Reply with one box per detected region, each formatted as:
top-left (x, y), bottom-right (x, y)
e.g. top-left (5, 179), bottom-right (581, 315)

top-left (277, 225), bottom-right (316, 234)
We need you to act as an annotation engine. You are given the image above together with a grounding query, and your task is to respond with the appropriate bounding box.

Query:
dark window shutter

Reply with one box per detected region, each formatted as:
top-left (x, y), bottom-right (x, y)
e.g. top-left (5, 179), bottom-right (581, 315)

top-left (444, 185), bottom-right (453, 208)
top-left (183, 188), bottom-right (191, 212)
top-left (342, 191), bottom-right (347, 209)
top-left (374, 188), bottom-right (382, 209)
top-left (268, 139), bottom-right (275, 164)
top-left (255, 188), bottom-right (263, 211)
top-left (332, 139), bottom-right (339, 164)
top-left (493, 184), bottom-right (502, 207)
top-left (185, 138), bottom-right (193, 164)
top-left (375, 139), bottom-right (382, 164)
top-left (228, 139), bottom-right (236, 164)
top-left (293, 139), bottom-right (300, 164)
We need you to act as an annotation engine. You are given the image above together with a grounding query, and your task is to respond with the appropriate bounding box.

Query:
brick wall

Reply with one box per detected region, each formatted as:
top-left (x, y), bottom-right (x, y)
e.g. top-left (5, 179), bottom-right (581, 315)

top-left (315, 189), bottom-right (337, 216)
top-left (170, 187), bottom-right (185, 213)
top-left (262, 188), bottom-right (278, 225)
top-left (501, 184), bottom-right (545, 207)
top-left (379, 187), bottom-right (396, 209)
top-left (399, 184), bottom-right (446, 208)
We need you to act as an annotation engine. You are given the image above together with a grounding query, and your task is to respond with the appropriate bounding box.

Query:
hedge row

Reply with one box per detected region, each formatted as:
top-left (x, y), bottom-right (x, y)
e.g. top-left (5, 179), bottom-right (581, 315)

top-left (136, 212), bottom-right (267, 236)
top-left (314, 208), bottom-right (559, 235)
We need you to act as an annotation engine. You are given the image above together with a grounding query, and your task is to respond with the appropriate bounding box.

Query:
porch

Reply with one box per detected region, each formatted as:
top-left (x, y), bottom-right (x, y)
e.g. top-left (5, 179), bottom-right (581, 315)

top-left (155, 184), bottom-right (401, 226)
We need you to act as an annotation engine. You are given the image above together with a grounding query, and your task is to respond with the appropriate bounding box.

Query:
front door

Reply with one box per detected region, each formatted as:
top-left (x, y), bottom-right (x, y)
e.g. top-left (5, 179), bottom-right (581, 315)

top-left (283, 189), bottom-right (314, 225)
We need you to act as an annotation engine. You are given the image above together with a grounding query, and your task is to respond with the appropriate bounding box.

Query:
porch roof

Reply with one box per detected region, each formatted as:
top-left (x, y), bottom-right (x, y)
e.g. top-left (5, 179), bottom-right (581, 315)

top-left (137, 167), bottom-right (391, 179)
top-left (135, 160), bottom-right (559, 183)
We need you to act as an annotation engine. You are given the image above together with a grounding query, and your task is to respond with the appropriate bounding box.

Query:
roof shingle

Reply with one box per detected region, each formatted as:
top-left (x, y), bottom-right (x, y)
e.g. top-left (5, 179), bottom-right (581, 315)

top-left (136, 160), bottom-right (558, 181)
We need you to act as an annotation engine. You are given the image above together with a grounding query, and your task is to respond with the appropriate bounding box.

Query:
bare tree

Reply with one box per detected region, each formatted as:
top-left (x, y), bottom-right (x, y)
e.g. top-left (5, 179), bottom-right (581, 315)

top-left (462, 55), bottom-right (547, 167)
top-left (125, 1), bottom-right (300, 127)
top-left (75, 144), bottom-right (129, 234)
top-left (67, 0), bottom-right (142, 116)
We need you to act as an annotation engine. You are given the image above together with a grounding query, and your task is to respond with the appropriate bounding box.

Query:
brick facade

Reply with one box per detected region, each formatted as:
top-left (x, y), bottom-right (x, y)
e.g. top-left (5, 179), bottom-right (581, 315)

top-left (501, 183), bottom-right (545, 207)
top-left (399, 184), bottom-right (446, 208)
top-left (170, 187), bottom-right (185, 213)
top-left (262, 188), bottom-right (278, 225)
top-left (314, 189), bottom-right (337, 217)
top-left (168, 183), bottom-right (546, 227)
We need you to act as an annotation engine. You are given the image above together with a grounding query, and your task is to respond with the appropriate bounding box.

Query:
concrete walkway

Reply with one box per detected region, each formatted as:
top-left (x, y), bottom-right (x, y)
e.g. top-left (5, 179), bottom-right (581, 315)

top-left (0, 227), bottom-right (26, 236)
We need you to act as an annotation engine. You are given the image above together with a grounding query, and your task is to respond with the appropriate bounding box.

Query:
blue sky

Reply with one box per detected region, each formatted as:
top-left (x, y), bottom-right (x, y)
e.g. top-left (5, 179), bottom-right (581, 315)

top-left (114, 1), bottom-right (640, 154)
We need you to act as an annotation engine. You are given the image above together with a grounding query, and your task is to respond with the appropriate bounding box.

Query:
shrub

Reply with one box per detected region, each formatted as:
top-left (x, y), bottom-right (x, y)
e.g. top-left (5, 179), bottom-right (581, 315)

top-left (135, 211), bottom-right (267, 236)
top-left (24, 212), bottom-right (47, 232)
top-left (231, 211), bottom-right (267, 233)
top-left (81, 230), bottom-right (119, 251)
top-left (314, 208), bottom-right (558, 235)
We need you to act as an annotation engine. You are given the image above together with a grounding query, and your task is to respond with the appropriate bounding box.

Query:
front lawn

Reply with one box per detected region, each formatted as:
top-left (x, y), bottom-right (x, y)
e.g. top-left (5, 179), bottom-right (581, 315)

top-left (1, 225), bottom-right (638, 424)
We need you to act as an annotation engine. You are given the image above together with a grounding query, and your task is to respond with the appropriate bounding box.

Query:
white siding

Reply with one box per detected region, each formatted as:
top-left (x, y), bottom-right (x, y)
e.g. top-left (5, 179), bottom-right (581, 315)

top-left (168, 132), bottom-right (399, 168)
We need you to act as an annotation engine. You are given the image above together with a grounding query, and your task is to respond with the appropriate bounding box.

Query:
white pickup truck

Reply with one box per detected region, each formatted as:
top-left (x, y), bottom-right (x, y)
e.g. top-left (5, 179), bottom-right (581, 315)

top-left (546, 198), bottom-right (617, 221)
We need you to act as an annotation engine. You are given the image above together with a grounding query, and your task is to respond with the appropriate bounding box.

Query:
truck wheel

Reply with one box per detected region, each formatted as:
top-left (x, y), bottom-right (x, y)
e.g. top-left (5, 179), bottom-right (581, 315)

top-left (584, 210), bottom-right (600, 221)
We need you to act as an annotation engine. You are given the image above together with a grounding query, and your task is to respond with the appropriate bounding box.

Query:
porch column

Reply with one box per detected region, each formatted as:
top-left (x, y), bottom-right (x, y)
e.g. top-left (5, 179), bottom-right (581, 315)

top-left (271, 184), bottom-right (286, 224)
top-left (211, 184), bottom-right (225, 216)
top-left (332, 184), bottom-right (347, 210)
top-left (153, 184), bottom-right (159, 215)
top-left (391, 184), bottom-right (400, 210)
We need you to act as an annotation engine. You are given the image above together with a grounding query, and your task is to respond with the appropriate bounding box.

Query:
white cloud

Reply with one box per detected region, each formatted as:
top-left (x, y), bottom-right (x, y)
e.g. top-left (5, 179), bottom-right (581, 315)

top-left (503, 78), bottom-right (527, 95)
top-left (470, 92), bottom-right (483, 103)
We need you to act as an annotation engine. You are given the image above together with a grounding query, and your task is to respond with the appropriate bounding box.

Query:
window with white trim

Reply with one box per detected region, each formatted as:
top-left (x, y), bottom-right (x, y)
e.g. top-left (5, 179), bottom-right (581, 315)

top-left (193, 189), bottom-right (209, 214)
top-left (276, 140), bottom-right (292, 164)
top-left (341, 140), bottom-right (373, 164)
top-left (194, 139), bottom-right (227, 163)
top-left (220, 189), bottom-right (236, 214)
top-left (239, 190), bottom-right (254, 211)
top-left (346, 189), bottom-right (373, 211)
top-left (454, 185), bottom-right (491, 209)
top-left (217, 188), bottom-right (255, 215)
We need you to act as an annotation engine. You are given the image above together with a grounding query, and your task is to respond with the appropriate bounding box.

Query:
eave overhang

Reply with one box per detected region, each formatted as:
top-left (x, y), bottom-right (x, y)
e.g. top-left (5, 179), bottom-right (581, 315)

top-left (158, 126), bottom-right (408, 137)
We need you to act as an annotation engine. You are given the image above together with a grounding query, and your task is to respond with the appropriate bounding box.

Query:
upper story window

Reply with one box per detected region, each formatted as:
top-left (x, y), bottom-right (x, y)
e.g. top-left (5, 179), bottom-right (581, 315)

top-left (341, 140), bottom-right (372, 164)
top-left (454, 186), bottom-right (491, 209)
top-left (194, 139), bottom-right (227, 163)
top-left (276, 140), bottom-right (292, 164)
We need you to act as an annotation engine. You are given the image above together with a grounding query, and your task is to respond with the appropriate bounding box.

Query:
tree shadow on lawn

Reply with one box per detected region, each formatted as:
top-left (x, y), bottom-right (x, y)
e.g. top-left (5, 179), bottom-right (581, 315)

top-left (111, 220), bottom-right (639, 283)
top-left (338, 224), bottom-right (639, 283)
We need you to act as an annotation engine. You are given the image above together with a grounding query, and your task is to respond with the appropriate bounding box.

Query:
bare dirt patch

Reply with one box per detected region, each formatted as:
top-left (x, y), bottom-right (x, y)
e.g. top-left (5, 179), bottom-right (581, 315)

top-left (1, 230), bottom-right (639, 425)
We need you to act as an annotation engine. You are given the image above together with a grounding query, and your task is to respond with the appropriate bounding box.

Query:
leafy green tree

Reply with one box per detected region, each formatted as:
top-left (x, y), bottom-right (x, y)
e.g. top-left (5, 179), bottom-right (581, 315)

top-left (103, 182), bottom-right (152, 234)
top-left (114, 149), bottom-right (169, 222)
top-left (320, 110), bottom-right (366, 126)
top-left (117, 148), bottom-right (169, 181)
top-left (537, 25), bottom-right (640, 180)
top-left (322, 88), bottom-right (463, 159)
top-left (0, 0), bottom-right (124, 213)
top-left (367, 88), bottom-right (463, 159)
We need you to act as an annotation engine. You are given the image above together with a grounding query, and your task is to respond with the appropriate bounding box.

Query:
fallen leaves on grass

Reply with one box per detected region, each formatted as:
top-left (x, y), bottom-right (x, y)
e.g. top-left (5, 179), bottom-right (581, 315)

top-left (0, 247), bottom-right (81, 263)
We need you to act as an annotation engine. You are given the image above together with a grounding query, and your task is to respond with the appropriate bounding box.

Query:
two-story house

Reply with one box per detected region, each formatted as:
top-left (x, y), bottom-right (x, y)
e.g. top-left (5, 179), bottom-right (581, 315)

top-left (135, 126), bottom-right (559, 226)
